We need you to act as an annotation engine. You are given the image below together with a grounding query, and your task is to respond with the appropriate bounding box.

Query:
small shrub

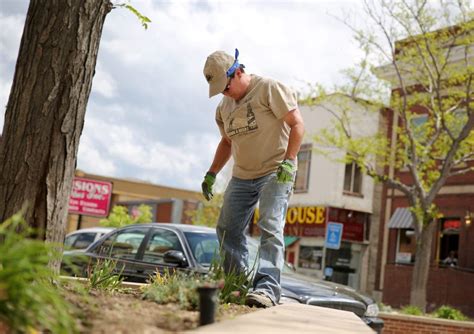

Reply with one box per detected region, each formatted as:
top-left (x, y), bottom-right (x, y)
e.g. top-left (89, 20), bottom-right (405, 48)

top-left (142, 270), bottom-right (201, 310)
top-left (87, 259), bottom-right (124, 292)
top-left (0, 211), bottom-right (77, 333)
top-left (432, 305), bottom-right (468, 321)
top-left (400, 305), bottom-right (423, 316)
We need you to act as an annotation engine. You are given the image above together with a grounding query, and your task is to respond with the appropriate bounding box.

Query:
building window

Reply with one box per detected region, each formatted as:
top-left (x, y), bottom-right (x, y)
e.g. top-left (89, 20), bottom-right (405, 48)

top-left (343, 161), bottom-right (362, 195)
top-left (298, 245), bottom-right (323, 270)
top-left (396, 229), bottom-right (416, 264)
top-left (439, 218), bottom-right (460, 267)
top-left (294, 143), bottom-right (312, 193)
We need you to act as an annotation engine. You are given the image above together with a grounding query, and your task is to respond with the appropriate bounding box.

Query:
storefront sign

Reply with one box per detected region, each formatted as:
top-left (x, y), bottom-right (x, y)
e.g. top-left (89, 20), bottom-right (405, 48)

top-left (253, 206), bottom-right (327, 237)
top-left (443, 220), bottom-right (461, 231)
top-left (341, 220), bottom-right (365, 242)
top-left (68, 177), bottom-right (112, 217)
top-left (325, 222), bottom-right (343, 250)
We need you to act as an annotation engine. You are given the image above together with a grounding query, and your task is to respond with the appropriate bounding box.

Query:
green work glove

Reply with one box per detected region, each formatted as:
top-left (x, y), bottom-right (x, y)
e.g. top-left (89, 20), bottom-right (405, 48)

top-left (201, 171), bottom-right (216, 201)
top-left (277, 159), bottom-right (297, 183)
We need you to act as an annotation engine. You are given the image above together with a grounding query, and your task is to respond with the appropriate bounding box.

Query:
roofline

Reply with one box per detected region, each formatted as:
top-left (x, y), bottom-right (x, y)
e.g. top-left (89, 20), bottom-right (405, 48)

top-left (300, 92), bottom-right (387, 109)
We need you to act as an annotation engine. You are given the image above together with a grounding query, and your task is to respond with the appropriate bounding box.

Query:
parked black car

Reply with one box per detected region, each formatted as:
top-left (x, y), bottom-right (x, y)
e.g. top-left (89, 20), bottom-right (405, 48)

top-left (61, 223), bottom-right (383, 332)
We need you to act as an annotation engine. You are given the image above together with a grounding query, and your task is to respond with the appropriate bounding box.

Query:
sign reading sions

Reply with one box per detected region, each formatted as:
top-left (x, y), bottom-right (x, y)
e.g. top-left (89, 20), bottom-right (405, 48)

top-left (68, 177), bottom-right (112, 217)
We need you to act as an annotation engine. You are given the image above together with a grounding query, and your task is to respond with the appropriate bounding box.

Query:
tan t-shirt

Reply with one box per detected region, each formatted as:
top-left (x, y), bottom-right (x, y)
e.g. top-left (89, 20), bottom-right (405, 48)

top-left (215, 75), bottom-right (298, 179)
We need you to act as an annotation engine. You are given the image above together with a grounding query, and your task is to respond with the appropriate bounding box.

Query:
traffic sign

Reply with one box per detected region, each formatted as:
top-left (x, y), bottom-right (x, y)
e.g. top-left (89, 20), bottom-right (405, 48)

top-left (325, 222), bottom-right (343, 250)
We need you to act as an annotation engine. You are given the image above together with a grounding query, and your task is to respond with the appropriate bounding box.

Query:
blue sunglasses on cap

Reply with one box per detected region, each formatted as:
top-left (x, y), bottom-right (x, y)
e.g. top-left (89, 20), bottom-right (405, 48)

top-left (226, 48), bottom-right (240, 77)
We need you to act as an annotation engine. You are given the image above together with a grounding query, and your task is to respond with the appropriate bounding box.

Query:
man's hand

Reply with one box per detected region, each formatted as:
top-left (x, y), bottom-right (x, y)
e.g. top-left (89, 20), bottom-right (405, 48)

top-left (277, 159), bottom-right (297, 183)
top-left (201, 171), bottom-right (216, 200)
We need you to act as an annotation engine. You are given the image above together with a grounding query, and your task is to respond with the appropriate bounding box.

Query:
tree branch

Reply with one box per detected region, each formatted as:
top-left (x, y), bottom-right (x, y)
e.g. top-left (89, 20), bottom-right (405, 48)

top-left (428, 111), bottom-right (474, 203)
top-left (448, 166), bottom-right (474, 177)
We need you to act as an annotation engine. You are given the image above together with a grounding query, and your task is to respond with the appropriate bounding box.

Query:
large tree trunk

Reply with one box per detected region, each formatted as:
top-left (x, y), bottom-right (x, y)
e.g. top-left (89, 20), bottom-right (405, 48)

top-left (0, 0), bottom-right (112, 270)
top-left (409, 219), bottom-right (437, 311)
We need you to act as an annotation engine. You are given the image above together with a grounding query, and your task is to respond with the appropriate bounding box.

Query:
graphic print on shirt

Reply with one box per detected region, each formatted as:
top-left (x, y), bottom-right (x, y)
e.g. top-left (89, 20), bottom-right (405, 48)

top-left (226, 102), bottom-right (258, 138)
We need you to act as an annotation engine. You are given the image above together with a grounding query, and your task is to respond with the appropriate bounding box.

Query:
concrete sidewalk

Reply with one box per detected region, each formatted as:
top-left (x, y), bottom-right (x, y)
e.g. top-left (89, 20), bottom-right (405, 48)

top-left (191, 303), bottom-right (374, 333)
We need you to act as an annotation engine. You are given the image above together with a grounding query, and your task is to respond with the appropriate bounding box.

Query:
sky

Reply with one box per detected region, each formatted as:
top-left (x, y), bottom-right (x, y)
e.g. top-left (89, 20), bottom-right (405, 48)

top-left (0, 0), bottom-right (365, 191)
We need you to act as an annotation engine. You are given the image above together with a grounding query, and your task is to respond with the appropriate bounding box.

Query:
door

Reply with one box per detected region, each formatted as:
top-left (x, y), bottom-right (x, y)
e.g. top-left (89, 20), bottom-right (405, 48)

top-left (91, 226), bottom-right (149, 281)
top-left (135, 228), bottom-right (188, 281)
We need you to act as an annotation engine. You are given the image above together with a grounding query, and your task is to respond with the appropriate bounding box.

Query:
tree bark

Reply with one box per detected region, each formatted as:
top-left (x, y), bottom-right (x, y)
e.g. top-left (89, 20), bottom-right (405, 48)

top-left (409, 218), bottom-right (437, 311)
top-left (0, 0), bottom-right (112, 271)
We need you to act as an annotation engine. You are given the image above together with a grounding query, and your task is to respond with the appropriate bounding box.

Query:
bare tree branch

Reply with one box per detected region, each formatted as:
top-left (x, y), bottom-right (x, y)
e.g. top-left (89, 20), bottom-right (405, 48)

top-left (448, 166), bottom-right (474, 177)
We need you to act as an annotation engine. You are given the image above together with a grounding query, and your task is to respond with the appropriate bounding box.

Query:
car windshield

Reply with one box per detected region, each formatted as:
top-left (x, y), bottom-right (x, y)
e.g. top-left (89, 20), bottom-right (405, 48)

top-left (184, 232), bottom-right (220, 266)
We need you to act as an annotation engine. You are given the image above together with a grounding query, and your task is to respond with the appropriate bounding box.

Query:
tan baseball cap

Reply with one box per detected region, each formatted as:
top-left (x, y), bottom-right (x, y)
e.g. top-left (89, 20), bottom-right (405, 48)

top-left (203, 50), bottom-right (235, 98)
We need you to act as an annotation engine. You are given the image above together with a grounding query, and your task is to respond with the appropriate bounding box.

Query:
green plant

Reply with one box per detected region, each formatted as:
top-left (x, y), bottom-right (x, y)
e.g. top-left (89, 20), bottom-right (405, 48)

top-left (0, 211), bottom-right (77, 333)
top-left (432, 305), bottom-right (468, 321)
top-left (142, 237), bottom-right (255, 309)
top-left (100, 204), bottom-right (152, 228)
top-left (207, 257), bottom-right (252, 305)
top-left (115, 1), bottom-right (152, 29)
top-left (142, 270), bottom-right (201, 310)
top-left (87, 259), bottom-right (124, 292)
top-left (400, 305), bottom-right (423, 316)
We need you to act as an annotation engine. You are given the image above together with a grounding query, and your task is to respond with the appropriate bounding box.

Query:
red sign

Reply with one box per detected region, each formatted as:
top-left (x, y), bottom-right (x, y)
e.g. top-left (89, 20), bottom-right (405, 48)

top-left (341, 220), bottom-right (365, 242)
top-left (443, 220), bottom-right (461, 230)
top-left (68, 177), bottom-right (112, 217)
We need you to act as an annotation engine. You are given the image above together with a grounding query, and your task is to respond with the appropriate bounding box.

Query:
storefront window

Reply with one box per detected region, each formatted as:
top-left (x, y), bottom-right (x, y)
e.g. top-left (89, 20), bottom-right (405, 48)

top-left (396, 229), bottom-right (416, 264)
top-left (298, 245), bottom-right (323, 270)
top-left (439, 218), bottom-right (460, 266)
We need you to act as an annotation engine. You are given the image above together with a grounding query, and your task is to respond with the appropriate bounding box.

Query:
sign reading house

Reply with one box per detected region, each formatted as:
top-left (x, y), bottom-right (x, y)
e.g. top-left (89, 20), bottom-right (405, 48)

top-left (68, 177), bottom-right (112, 217)
top-left (253, 206), bottom-right (327, 237)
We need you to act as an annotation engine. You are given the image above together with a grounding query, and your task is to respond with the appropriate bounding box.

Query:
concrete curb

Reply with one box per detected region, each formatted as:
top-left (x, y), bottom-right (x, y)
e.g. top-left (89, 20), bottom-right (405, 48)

top-left (190, 303), bottom-right (374, 333)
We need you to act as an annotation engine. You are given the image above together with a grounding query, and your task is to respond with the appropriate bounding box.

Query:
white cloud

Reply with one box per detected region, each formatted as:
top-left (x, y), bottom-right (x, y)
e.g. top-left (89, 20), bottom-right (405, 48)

top-left (91, 62), bottom-right (117, 98)
top-left (0, 13), bottom-right (23, 62)
top-left (77, 135), bottom-right (117, 176)
top-left (1, 0), bottom-right (367, 190)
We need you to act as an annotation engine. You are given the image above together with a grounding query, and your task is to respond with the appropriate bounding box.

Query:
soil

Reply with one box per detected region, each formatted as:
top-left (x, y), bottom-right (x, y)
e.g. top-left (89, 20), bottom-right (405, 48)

top-left (63, 286), bottom-right (258, 333)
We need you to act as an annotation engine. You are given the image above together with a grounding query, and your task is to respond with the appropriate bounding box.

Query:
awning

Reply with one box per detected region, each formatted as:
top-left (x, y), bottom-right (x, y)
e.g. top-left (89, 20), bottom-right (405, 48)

top-left (284, 236), bottom-right (299, 247)
top-left (388, 208), bottom-right (413, 229)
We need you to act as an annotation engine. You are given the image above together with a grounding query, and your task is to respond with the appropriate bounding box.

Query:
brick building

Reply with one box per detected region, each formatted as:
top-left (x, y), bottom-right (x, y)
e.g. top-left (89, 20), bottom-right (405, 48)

top-left (372, 25), bottom-right (474, 316)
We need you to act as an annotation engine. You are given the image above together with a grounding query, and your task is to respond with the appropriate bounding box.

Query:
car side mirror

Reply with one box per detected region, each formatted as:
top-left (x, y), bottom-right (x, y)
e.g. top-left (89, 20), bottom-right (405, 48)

top-left (163, 250), bottom-right (188, 267)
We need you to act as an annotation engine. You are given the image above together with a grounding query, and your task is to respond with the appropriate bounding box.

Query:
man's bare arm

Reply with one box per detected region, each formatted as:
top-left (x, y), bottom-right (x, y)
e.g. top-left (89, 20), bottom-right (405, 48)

top-left (209, 135), bottom-right (232, 174)
top-left (283, 108), bottom-right (305, 160)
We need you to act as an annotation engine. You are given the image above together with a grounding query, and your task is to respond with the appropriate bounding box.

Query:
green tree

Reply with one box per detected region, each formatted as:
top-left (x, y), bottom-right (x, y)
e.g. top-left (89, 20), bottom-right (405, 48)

top-left (304, 0), bottom-right (473, 311)
top-left (186, 194), bottom-right (223, 228)
top-left (100, 204), bottom-right (153, 228)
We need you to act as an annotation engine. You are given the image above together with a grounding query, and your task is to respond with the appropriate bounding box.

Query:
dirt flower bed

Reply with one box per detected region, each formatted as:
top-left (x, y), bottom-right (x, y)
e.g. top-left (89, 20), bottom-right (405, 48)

top-left (63, 286), bottom-right (257, 333)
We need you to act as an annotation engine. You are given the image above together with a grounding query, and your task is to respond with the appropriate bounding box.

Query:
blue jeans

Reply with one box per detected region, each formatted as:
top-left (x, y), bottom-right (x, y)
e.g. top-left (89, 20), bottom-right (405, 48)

top-left (216, 172), bottom-right (293, 304)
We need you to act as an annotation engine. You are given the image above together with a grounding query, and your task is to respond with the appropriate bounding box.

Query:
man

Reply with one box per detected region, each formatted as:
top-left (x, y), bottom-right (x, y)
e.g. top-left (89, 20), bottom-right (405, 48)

top-left (442, 250), bottom-right (458, 267)
top-left (201, 49), bottom-right (304, 308)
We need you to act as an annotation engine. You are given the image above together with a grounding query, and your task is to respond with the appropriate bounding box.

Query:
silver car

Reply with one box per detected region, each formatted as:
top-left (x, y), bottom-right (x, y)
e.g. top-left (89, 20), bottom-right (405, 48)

top-left (64, 227), bottom-right (114, 251)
